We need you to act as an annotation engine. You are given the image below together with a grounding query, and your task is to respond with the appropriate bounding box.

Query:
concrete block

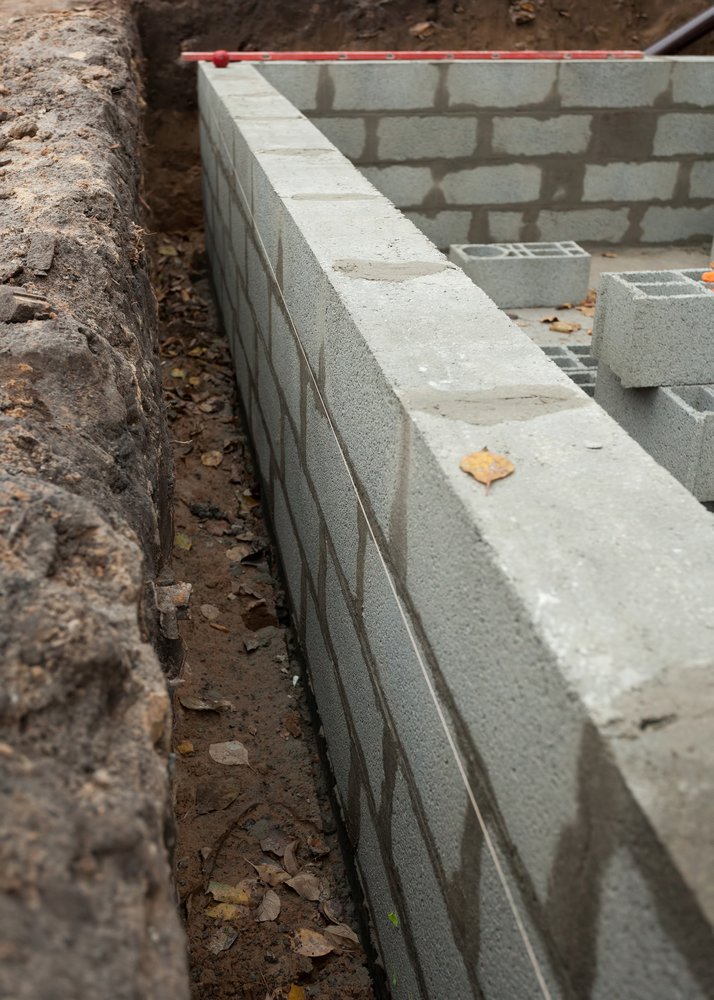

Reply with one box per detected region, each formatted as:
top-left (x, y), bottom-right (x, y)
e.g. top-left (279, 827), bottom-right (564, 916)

top-left (377, 115), bottom-right (477, 161)
top-left (640, 205), bottom-right (714, 243)
top-left (272, 480), bottom-right (303, 629)
top-left (441, 164), bottom-right (541, 206)
top-left (654, 114), bottom-right (714, 156)
top-left (594, 361), bottom-right (714, 500)
top-left (255, 62), bottom-right (321, 112)
top-left (558, 59), bottom-right (671, 109)
top-left (254, 333), bottom-right (283, 462)
top-left (330, 63), bottom-right (440, 111)
top-left (446, 61), bottom-right (557, 109)
top-left (591, 269), bottom-right (714, 387)
top-left (358, 164), bottom-right (434, 206)
top-left (250, 393), bottom-right (273, 485)
top-left (450, 241), bottom-right (590, 309)
top-left (403, 210), bottom-right (472, 250)
top-left (541, 345), bottom-right (598, 397)
top-left (690, 160), bottom-right (714, 200)
top-left (583, 161), bottom-right (679, 203)
top-left (488, 210), bottom-right (525, 242)
top-left (671, 58), bottom-right (714, 108)
top-left (536, 207), bottom-right (630, 243)
top-left (283, 426), bottom-right (320, 584)
top-left (311, 116), bottom-right (366, 161)
top-left (269, 299), bottom-right (302, 431)
top-left (324, 557), bottom-right (384, 801)
top-left (492, 114), bottom-right (592, 156)
top-left (229, 190), bottom-right (248, 279)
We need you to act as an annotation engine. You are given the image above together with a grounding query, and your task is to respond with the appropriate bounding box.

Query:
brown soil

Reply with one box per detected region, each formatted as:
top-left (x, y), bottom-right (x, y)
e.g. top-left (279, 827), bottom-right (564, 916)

top-left (153, 231), bottom-right (376, 1000)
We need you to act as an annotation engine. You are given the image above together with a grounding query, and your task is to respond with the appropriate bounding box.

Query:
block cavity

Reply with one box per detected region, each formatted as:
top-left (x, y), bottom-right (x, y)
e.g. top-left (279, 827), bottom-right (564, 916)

top-left (591, 269), bottom-right (714, 388)
top-left (449, 240), bottom-right (590, 309)
top-left (595, 361), bottom-right (714, 501)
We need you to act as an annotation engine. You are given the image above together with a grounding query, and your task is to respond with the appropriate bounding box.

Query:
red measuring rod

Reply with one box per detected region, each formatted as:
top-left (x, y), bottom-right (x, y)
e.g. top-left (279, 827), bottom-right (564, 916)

top-left (182, 50), bottom-right (644, 67)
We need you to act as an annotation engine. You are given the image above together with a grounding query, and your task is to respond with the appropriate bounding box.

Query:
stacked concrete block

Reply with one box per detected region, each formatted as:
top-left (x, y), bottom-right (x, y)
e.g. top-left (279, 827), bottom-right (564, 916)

top-left (540, 344), bottom-right (598, 397)
top-left (450, 240), bottom-right (590, 308)
top-left (200, 61), bottom-right (714, 1000)
top-left (591, 269), bottom-right (714, 387)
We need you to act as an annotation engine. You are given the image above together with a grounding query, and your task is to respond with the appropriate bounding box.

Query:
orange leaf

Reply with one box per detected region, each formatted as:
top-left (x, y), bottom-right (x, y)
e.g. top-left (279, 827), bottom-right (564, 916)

top-left (209, 622), bottom-right (229, 632)
top-left (702, 271), bottom-right (714, 283)
top-left (288, 987), bottom-right (305, 1000)
top-left (460, 447), bottom-right (515, 496)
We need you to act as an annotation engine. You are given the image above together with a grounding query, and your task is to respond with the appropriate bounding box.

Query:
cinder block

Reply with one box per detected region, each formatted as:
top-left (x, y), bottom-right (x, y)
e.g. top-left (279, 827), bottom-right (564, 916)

top-left (558, 60), bottom-right (671, 109)
top-left (449, 241), bottom-right (590, 309)
top-left (441, 163), bottom-right (541, 206)
top-left (583, 161), bottom-right (679, 203)
top-left (283, 426), bottom-right (320, 585)
top-left (330, 63), bottom-right (440, 111)
top-left (269, 300), bottom-right (302, 431)
top-left (255, 63), bottom-right (321, 112)
top-left (591, 269), bottom-right (714, 387)
top-left (690, 160), bottom-right (714, 199)
top-left (671, 58), bottom-right (714, 108)
top-left (488, 210), bottom-right (525, 242)
top-left (492, 114), bottom-right (592, 156)
top-left (640, 205), bottom-right (714, 243)
top-left (595, 361), bottom-right (714, 501)
top-left (376, 115), bottom-right (477, 161)
top-left (403, 210), bottom-right (472, 249)
top-left (311, 116), bottom-right (366, 160)
top-left (272, 481), bottom-right (303, 628)
top-left (357, 164), bottom-right (434, 206)
top-left (654, 114), bottom-right (714, 156)
top-left (536, 207), bottom-right (630, 242)
top-left (446, 61), bottom-right (556, 109)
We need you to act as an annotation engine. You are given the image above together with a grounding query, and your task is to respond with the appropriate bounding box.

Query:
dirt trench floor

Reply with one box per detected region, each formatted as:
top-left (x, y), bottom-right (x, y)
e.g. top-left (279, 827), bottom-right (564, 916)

top-left (153, 232), bottom-right (377, 1000)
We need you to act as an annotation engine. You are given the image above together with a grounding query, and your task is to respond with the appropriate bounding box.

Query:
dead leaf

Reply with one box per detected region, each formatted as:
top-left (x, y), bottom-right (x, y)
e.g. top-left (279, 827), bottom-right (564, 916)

top-left (286, 872), bottom-right (321, 901)
top-left (260, 828), bottom-right (294, 858)
top-left (201, 450), bottom-right (223, 467)
top-left (409, 19), bottom-right (434, 36)
top-left (207, 881), bottom-right (251, 906)
top-left (200, 604), bottom-right (220, 621)
top-left (205, 902), bottom-right (250, 920)
top-left (322, 898), bottom-right (345, 924)
top-left (171, 368), bottom-right (187, 379)
top-left (176, 740), bottom-right (195, 755)
top-left (245, 859), bottom-right (293, 886)
top-left (283, 841), bottom-right (300, 876)
top-left (208, 926), bottom-right (237, 954)
top-left (219, 789), bottom-right (239, 810)
top-left (540, 314), bottom-right (558, 323)
top-left (209, 741), bottom-right (250, 766)
top-left (179, 694), bottom-right (232, 712)
top-left (291, 928), bottom-right (334, 957)
top-left (174, 533), bottom-right (192, 551)
top-left (226, 543), bottom-right (252, 562)
top-left (210, 622), bottom-right (229, 632)
top-left (577, 306), bottom-right (596, 317)
top-left (323, 923), bottom-right (360, 950)
top-left (288, 987), bottom-right (305, 1000)
top-left (559, 301), bottom-right (573, 309)
top-left (460, 447), bottom-right (515, 496)
top-left (188, 346), bottom-right (206, 357)
top-left (284, 711), bottom-right (302, 739)
top-left (157, 244), bottom-right (178, 256)
top-left (307, 836), bottom-right (329, 858)
top-left (189, 376), bottom-right (202, 386)
top-left (255, 888), bottom-right (281, 922)
top-left (549, 320), bottom-right (581, 333)
top-left (601, 252), bottom-right (618, 258)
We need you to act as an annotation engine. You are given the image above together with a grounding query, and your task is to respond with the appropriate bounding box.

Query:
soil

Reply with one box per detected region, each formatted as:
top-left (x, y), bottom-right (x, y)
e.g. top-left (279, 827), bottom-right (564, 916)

top-left (153, 231), bottom-right (376, 1000)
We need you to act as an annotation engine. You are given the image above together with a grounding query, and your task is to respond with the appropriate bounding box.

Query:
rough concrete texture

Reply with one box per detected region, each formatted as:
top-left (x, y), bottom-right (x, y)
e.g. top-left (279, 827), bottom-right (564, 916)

top-left (591, 269), bottom-right (714, 387)
top-left (0, 12), bottom-right (188, 1000)
top-left (257, 57), bottom-right (714, 249)
top-left (449, 241), bottom-right (590, 309)
top-left (201, 62), bottom-right (714, 1000)
top-left (595, 362), bottom-right (714, 500)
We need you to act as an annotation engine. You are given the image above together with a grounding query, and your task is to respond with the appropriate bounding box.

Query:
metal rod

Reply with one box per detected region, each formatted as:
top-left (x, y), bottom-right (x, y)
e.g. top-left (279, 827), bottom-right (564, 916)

top-left (645, 5), bottom-right (714, 55)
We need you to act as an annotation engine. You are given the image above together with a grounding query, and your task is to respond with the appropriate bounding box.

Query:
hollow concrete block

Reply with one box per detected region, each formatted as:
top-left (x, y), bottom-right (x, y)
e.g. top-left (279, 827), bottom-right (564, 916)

top-left (449, 240), bottom-right (590, 309)
top-left (595, 361), bottom-right (714, 501)
top-left (591, 269), bottom-right (714, 387)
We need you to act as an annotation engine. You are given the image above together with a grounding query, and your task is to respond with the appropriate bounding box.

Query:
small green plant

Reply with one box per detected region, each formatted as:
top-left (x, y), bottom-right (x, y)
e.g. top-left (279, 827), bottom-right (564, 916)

top-left (393, 971), bottom-right (397, 986)
top-left (388, 911), bottom-right (399, 928)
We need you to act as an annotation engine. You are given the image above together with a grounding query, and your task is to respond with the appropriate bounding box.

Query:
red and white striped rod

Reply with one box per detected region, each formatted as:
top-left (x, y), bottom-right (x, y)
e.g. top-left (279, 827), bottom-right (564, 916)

top-left (182, 49), bottom-right (643, 67)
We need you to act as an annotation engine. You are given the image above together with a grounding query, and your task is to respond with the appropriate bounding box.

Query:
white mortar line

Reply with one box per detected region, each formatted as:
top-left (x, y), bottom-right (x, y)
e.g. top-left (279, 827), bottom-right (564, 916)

top-left (208, 97), bottom-right (554, 1000)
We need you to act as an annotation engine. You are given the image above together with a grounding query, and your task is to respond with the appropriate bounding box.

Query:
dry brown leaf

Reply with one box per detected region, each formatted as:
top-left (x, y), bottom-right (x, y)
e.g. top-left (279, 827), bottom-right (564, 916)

top-left (291, 928), bottom-right (334, 957)
top-left (260, 828), bottom-right (294, 857)
top-left (601, 252), bottom-right (618, 258)
top-left (208, 926), bottom-right (237, 954)
top-left (283, 840), bottom-right (300, 876)
top-left (322, 898), bottom-right (345, 924)
top-left (255, 888), bottom-right (281, 922)
top-left (409, 19), bottom-right (434, 36)
top-left (219, 789), bottom-right (239, 810)
top-left (577, 306), bottom-right (596, 317)
top-left (559, 301), bottom-right (573, 309)
top-left (176, 740), bottom-right (194, 755)
top-left (209, 741), bottom-right (250, 766)
top-left (323, 923), bottom-right (360, 950)
top-left (550, 320), bottom-right (581, 333)
top-left (539, 314), bottom-right (558, 323)
top-left (201, 450), bottom-right (223, 467)
top-left (205, 902), bottom-right (250, 920)
top-left (200, 604), bottom-right (220, 621)
top-left (245, 859), bottom-right (292, 886)
top-left (286, 872), bottom-right (321, 901)
top-left (288, 987), bottom-right (305, 1000)
top-left (210, 622), bottom-right (229, 632)
top-left (460, 447), bottom-right (515, 496)
top-left (207, 880), bottom-right (251, 906)
top-left (225, 543), bottom-right (252, 562)
top-left (179, 695), bottom-right (231, 712)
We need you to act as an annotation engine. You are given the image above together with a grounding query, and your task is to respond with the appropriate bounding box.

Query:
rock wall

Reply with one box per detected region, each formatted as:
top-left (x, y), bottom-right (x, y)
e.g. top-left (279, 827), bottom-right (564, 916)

top-left (0, 11), bottom-right (188, 999)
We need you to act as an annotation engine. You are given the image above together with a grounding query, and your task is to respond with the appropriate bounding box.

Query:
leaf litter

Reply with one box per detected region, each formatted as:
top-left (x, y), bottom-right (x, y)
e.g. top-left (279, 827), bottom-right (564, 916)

top-left (460, 447), bottom-right (515, 495)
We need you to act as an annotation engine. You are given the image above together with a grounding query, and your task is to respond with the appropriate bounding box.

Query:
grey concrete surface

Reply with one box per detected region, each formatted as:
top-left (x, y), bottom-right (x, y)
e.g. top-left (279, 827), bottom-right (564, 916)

top-left (595, 362), bottom-right (714, 500)
top-left (450, 240), bottom-right (590, 309)
top-left (591, 268), bottom-right (714, 387)
top-left (200, 60), bottom-right (714, 1000)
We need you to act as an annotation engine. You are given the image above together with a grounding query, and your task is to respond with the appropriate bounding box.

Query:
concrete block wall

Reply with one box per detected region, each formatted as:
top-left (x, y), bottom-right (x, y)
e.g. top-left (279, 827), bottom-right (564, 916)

top-left (199, 62), bottom-right (714, 1000)
top-left (257, 57), bottom-right (714, 248)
